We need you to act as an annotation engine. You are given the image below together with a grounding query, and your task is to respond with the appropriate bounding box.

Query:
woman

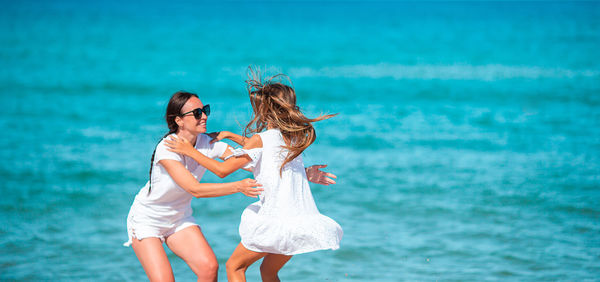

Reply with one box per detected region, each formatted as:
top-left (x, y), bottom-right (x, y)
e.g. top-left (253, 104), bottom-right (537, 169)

top-left (125, 91), bottom-right (337, 282)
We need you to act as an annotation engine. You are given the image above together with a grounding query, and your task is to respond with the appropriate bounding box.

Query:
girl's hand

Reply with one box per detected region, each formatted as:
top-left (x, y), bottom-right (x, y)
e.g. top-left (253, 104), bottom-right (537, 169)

top-left (306, 165), bottom-right (337, 185)
top-left (165, 136), bottom-right (195, 156)
top-left (236, 178), bottom-right (264, 198)
top-left (207, 131), bottom-right (231, 144)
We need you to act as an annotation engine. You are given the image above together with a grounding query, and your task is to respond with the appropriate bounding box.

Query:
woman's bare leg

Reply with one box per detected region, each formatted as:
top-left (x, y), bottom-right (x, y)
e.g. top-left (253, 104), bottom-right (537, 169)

top-left (131, 237), bottom-right (175, 282)
top-left (260, 254), bottom-right (292, 282)
top-left (225, 243), bottom-right (267, 282)
top-left (165, 226), bottom-right (219, 282)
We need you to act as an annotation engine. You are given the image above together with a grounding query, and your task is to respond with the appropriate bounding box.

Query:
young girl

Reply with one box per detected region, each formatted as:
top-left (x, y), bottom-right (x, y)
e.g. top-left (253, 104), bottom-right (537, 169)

top-left (165, 70), bottom-right (343, 281)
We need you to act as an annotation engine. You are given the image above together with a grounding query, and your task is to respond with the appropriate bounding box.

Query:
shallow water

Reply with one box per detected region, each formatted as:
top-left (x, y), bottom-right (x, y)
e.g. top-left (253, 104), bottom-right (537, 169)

top-left (1, 0), bottom-right (599, 280)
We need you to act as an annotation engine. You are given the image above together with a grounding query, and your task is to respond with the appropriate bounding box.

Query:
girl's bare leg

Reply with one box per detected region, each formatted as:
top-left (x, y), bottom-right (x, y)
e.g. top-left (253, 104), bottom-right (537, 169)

top-left (225, 243), bottom-right (267, 282)
top-left (260, 254), bottom-right (292, 282)
top-left (165, 226), bottom-right (219, 282)
top-left (131, 237), bottom-right (175, 282)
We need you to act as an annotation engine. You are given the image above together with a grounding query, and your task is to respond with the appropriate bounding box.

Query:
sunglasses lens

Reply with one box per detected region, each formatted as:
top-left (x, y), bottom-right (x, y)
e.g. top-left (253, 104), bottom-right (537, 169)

top-left (193, 109), bottom-right (201, 119)
top-left (204, 105), bottom-right (210, 116)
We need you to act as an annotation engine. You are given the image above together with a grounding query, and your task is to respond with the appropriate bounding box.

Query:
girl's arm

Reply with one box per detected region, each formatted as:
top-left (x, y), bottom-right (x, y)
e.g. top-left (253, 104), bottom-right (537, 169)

top-left (207, 131), bottom-right (248, 146)
top-left (305, 165), bottom-right (337, 185)
top-left (159, 159), bottom-right (263, 198)
top-left (165, 134), bottom-right (263, 178)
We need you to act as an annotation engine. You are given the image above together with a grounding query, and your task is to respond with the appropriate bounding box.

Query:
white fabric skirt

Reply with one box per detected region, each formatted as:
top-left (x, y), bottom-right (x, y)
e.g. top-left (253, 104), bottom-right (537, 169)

top-left (239, 202), bottom-right (343, 255)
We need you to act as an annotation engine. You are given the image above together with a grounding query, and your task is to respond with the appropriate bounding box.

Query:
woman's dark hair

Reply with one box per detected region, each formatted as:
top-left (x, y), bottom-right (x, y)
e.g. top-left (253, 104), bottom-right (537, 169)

top-left (148, 91), bottom-right (199, 194)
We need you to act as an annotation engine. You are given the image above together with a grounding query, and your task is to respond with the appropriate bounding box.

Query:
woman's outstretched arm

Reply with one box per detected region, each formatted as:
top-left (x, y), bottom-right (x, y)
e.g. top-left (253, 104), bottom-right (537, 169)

top-left (159, 159), bottom-right (263, 198)
top-left (165, 134), bottom-right (263, 178)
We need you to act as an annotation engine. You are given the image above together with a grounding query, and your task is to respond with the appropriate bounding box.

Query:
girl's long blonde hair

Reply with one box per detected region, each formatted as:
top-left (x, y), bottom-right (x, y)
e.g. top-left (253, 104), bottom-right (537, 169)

top-left (243, 66), bottom-right (336, 175)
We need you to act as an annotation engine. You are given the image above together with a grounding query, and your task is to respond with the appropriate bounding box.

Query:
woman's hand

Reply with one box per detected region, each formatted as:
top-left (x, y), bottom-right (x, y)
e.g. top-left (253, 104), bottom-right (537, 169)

top-left (306, 165), bottom-right (337, 185)
top-left (165, 136), bottom-right (196, 156)
top-left (207, 131), bottom-right (231, 144)
top-left (235, 178), bottom-right (264, 198)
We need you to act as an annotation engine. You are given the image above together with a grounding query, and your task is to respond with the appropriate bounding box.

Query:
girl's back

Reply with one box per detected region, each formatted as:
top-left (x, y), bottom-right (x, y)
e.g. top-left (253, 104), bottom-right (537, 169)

top-left (254, 129), bottom-right (319, 216)
top-left (234, 128), bottom-right (342, 255)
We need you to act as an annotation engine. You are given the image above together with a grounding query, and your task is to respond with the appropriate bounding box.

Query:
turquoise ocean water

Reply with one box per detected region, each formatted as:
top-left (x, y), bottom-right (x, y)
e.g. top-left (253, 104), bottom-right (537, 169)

top-left (1, 0), bottom-right (599, 280)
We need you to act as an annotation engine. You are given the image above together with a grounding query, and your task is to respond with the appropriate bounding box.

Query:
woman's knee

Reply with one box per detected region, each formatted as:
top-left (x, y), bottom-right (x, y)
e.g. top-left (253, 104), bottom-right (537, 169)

top-left (204, 259), bottom-right (219, 274)
top-left (190, 256), bottom-right (219, 275)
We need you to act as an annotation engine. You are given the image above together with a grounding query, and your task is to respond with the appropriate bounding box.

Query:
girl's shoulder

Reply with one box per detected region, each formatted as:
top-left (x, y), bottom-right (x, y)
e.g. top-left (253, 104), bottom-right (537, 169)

top-left (256, 129), bottom-right (283, 146)
top-left (258, 128), bottom-right (282, 138)
top-left (244, 133), bottom-right (264, 149)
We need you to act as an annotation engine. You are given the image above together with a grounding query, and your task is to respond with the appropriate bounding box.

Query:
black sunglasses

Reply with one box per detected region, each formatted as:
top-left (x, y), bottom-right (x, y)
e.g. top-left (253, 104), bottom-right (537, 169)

top-left (180, 104), bottom-right (210, 119)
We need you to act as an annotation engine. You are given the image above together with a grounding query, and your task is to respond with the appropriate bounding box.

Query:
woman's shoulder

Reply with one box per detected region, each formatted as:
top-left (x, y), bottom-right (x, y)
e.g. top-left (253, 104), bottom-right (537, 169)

top-left (154, 134), bottom-right (183, 162)
top-left (155, 134), bottom-right (174, 148)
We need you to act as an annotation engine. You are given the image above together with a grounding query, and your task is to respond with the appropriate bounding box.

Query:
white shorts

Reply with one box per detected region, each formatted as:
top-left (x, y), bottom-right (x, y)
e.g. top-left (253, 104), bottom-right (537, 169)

top-left (123, 203), bottom-right (198, 247)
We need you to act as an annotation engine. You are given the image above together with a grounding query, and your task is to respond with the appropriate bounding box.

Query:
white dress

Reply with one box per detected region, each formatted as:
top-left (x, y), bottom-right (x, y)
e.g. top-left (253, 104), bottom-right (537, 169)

top-left (227, 129), bottom-right (343, 255)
